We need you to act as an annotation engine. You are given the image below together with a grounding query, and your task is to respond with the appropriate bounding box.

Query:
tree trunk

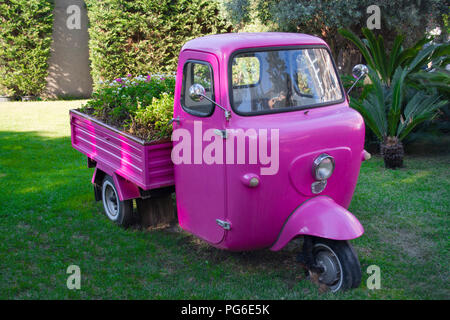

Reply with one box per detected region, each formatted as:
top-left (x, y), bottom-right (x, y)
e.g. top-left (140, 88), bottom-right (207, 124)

top-left (380, 137), bottom-right (404, 169)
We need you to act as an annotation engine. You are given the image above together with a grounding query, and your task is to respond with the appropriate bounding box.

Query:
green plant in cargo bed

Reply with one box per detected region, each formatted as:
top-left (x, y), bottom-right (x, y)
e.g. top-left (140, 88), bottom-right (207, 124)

top-left (80, 74), bottom-right (175, 142)
top-left (339, 28), bottom-right (449, 169)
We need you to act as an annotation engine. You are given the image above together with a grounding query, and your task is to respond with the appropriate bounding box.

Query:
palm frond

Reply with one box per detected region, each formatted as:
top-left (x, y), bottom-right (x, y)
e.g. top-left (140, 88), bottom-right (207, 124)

top-left (409, 69), bottom-right (450, 95)
top-left (396, 37), bottom-right (430, 67)
top-left (397, 92), bottom-right (448, 139)
top-left (388, 67), bottom-right (408, 136)
top-left (388, 35), bottom-right (404, 82)
top-left (350, 95), bottom-right (386, 141)
top-left (430, 42), bottom-right (450, 67)
top-left (350, 67), bottom-right (388, 140)
top-left (406, 44), bottom-right (436, 74)
top-left (362, 28), bottom-right (389, 83)
top-left (350, 99), bottom-right (382, 140)
top-left (338, 28), bottom-right (375, 70)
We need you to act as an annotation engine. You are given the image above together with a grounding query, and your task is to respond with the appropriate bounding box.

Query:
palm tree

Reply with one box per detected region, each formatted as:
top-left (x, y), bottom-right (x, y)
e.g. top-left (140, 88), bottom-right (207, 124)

top-left (351, 67), bottom-right (447, 168)
top-left (339, 28), bottom-right (449, 168)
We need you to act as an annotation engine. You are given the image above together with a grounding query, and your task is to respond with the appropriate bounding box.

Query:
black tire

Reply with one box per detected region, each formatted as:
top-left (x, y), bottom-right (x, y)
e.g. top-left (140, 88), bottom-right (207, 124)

top-left (101, 175), bottom-right (134, 228)
top-left (312, 237), bottom-right (361, 292)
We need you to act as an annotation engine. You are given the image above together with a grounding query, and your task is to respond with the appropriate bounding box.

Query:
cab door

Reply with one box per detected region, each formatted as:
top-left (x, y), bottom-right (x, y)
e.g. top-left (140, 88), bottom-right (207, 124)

top-left (172, 51), bottom-right (226, 244)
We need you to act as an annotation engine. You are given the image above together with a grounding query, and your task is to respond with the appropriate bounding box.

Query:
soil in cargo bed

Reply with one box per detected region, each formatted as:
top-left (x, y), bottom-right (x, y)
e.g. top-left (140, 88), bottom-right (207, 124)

top-left (79, 75), bottom-right (175, 143)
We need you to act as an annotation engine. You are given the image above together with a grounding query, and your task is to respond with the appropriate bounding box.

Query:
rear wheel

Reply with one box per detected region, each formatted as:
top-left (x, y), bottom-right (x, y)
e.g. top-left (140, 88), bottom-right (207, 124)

top-left (101, 175), bottom-right (133, 228)
top-left (312, 238), bottom-right (361, 292)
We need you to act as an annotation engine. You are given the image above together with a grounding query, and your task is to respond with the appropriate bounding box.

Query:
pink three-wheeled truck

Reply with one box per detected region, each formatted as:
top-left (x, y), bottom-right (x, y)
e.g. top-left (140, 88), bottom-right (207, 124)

top-left (70, 33), bottom-right (371, 292)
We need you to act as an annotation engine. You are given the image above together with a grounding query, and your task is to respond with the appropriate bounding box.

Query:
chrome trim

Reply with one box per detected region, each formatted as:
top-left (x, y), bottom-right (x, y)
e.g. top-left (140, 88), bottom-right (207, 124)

top-left (216, 219), bottom-right (231, 230)
top-left (311, 180), bottom-right (327, 194)
top-left (312, 153), bottom-right (335, 181)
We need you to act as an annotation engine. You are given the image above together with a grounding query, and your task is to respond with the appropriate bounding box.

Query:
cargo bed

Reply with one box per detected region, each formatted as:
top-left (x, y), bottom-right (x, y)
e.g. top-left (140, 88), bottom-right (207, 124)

top-left (69, 109), bottom-right (174, 193)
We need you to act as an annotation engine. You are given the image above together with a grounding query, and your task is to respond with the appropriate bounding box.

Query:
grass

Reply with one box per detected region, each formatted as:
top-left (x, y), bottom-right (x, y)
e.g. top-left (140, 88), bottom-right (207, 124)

top-left (0, 100), bottom-right (449, 299)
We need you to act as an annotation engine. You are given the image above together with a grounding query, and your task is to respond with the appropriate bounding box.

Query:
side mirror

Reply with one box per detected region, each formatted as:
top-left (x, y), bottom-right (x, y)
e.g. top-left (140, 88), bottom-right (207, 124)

top-left (347, 64), bottom-right (368, 95)
top-left (352, 64), bottom-right (369, 79)
top-left (188, 84), bottom-right (231, 120)
top-left (189, 83), bottom-right (206, 102)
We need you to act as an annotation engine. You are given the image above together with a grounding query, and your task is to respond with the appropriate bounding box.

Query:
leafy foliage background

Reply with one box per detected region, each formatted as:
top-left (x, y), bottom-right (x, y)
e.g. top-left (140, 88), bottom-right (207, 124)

top-left (0, 0), bottom-right (53, 96)
top-left (86, 0), bottom-right (232, 88)
top-left (222, 0), bottom-right (448, 73)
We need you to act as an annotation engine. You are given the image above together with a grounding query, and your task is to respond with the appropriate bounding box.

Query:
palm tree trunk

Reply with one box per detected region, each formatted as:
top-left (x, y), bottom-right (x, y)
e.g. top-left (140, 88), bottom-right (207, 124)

top-left (380, 136), bottom-right (404, 169)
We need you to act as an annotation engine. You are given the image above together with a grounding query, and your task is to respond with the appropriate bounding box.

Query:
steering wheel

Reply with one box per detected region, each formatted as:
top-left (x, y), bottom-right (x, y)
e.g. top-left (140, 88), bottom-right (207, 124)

top-left (254, 85), bottom-right (271, 111)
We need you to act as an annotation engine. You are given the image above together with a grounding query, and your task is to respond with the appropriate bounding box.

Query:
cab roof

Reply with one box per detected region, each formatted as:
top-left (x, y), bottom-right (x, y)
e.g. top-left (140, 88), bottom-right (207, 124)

top-left (181, 32), bottom-right (328, 58)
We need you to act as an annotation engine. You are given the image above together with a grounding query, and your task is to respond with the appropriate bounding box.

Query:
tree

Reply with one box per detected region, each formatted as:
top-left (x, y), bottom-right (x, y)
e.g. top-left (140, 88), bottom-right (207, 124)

top-left (86, 0), bottom-right (232, 87)
top-left (223, 0), bottom-right (448, 73)
top-left (0, 0), bottom-right (53, 97)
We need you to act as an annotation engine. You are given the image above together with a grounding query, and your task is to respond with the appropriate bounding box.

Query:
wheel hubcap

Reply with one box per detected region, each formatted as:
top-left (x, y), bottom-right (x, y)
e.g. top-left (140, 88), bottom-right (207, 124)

top-left (103, 182), bottom-right (119, 220)
top-left (314, 244), bottom-right (343, 292)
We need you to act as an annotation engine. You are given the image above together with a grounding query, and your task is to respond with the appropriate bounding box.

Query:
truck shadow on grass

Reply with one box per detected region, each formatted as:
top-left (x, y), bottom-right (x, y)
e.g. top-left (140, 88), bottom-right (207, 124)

top-left (0, 130), bottom-right (321, 298)
top-left (2, 131), bottom-right (448, 299)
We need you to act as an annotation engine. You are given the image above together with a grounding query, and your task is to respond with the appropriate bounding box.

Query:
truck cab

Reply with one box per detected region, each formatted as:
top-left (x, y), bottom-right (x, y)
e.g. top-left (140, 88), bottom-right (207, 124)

top-left (172, 33), bottom-right (365, 252)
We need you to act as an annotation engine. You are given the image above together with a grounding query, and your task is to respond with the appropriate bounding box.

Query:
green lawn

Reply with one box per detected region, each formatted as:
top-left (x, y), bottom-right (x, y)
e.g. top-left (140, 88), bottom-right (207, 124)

top-left (0, 101), bottom-right (448, 299)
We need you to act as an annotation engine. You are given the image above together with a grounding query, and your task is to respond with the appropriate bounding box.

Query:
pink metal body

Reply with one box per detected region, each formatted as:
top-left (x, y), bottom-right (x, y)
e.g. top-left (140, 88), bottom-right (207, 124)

top-left (69, 32), bottom-right (366, 252)
top-left (173, 33), bottom-right (365, 251)
top-left (270, 196), bottom-right (364, 251)
top-left (70, 110), bottom-right (174, 200)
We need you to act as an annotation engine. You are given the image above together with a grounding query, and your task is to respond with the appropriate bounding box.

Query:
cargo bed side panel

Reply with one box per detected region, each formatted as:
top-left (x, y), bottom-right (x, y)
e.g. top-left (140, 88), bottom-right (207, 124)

top-left (144, 143), bottom-right (175, 190)
top-left (70, 111), bottom-right (174, 191)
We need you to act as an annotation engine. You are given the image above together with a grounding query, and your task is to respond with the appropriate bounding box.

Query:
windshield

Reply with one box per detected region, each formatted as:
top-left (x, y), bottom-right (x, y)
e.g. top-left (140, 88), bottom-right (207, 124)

top-left (230, 47), bottom-right (343, 115)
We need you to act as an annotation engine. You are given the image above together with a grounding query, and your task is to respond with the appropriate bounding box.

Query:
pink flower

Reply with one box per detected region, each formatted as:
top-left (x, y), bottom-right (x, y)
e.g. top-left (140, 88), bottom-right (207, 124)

top-left (115, 78), bottom-right (122, 83)
top-left (146, 74), bottom-right (151, 81)
top-left (127, 74), bottom-right (132, 77)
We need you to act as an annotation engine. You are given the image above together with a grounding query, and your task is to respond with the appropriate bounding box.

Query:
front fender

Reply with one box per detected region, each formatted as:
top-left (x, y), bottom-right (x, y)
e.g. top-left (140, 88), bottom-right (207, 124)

top-left (270, 196), bottom-right (364, 251)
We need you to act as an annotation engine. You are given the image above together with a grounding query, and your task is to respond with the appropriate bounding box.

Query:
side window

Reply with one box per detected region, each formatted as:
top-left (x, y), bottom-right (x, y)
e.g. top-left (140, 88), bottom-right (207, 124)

top-left (181, 61), bottom-right (215, 117)
top-left (232, 55), bottom-right (260, 87)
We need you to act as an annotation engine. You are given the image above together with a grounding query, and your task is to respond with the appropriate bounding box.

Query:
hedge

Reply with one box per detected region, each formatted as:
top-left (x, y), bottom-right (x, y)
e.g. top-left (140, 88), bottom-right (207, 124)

top-left (0, 0), bottom-right (53, 96)
top-left (85, 0), bottom-right (231, 88)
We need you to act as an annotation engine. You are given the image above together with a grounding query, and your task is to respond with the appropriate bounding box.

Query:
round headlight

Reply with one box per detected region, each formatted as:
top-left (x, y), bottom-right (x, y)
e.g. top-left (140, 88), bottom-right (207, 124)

top-left (312, 154), bottom-right (335, 181)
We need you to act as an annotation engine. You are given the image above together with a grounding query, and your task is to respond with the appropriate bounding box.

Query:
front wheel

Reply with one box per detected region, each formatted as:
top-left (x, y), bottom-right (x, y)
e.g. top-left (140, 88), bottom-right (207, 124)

top-left (101, 175), bottom-right (134, 228)
top-left (312, 238), bottom-right (361, 292)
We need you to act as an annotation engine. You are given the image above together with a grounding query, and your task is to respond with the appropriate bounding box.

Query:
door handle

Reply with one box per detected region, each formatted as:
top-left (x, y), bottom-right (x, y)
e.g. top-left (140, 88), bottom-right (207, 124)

top-left (168, 116), bottom-right (180, 125)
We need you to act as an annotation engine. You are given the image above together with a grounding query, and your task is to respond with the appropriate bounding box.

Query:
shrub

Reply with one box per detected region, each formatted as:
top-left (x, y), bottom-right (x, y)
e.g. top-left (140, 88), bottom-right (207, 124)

top-left (0, 0), bottom-right (53, 96)
top-left (85, 0), bottom-right (231, 88)
top-left (80, 74), bottom-right (175, 142)
top-left (0, 81), bottom-right (15, 97)
top-left (341, 28), bottom-right (449, 168)
top-left (340, 74), bottom-right (365, 99)
top-left (133, 91), bottom-right (174, 140)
